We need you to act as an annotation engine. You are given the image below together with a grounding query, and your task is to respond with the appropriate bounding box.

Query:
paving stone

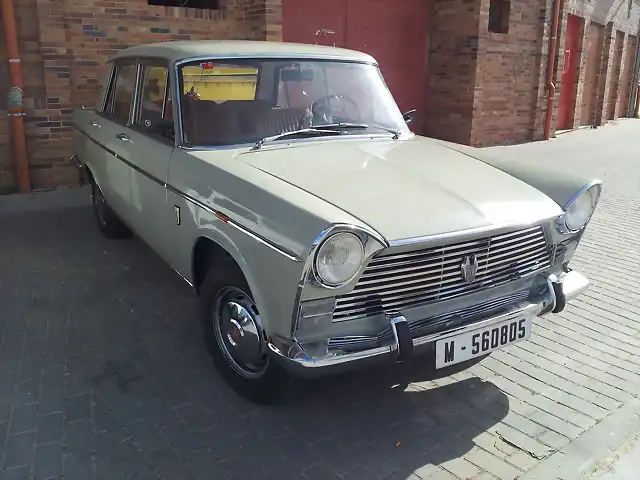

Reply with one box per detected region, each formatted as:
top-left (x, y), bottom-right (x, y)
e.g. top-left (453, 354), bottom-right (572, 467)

top-left (187, 450), bottom-right (230, 480)
top-left (63, 394), bottom-right (91, 422)
top-left (62, 452), bottom-right (93, 480)
top-left (64, 420), bottom-right (93, 454)
top-left (1, 465), bottom-right (31, 480)
top-left (33, 442), bottom-right (63, 479)
top-left (9, 404), bottom-right (39, 435)
top-left (3, 432), bottom-right (36, 468)
top-left (36, 412), bottom-right (64, 446)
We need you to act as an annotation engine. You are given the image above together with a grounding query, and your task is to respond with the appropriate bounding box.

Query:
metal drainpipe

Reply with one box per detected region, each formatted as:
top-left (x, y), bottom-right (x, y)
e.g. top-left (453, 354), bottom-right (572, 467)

top-left (544, 0), bottom-right (563, 140)
top-left (631, 35), bottom-right (640, 118)
top-left (1, 0), bottom-right (31, 193)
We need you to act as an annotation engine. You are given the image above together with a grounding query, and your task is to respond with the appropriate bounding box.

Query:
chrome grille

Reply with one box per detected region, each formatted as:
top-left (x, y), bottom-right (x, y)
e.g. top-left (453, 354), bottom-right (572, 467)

top-left (333, 226), bottom-right (552, 322)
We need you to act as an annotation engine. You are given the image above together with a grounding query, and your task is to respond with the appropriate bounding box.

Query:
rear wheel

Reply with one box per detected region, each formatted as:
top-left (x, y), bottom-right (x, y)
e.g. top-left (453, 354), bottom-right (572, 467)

top-left (91, 182), bottom-right (132, 239)
top-left (199, 260), bottom-right (291, 404)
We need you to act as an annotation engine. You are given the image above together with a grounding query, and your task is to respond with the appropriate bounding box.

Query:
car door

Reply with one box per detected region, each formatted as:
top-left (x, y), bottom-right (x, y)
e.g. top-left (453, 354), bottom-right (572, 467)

top-left (92, 60), bottom-right (138, 225)
top-left (123, 59), bottom-right (176, 263)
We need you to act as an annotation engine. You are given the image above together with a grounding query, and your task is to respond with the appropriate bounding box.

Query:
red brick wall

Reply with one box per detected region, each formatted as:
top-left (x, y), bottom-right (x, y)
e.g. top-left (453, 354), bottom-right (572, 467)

top-left (605, 29), bottom-right (625, 120)
top-left (423, 0), bottom-right (482, 145)
top-left (470, 0), bottom-right (550, 146)
top-left (579, 21), bottom-right (605, 125)
top-left (0, 0), bottom-right (282, 193)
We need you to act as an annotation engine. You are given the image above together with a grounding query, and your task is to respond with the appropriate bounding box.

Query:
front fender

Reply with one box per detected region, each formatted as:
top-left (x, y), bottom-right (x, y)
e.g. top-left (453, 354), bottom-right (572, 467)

top-left (191, 221), bottom-right (306, 341)
top-left (439, 141), bottom-right (602, 209)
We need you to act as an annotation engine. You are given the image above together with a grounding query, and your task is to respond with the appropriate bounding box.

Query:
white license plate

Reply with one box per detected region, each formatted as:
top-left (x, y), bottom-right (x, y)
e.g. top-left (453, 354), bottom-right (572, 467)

top-left (435, 316), bottom-right (532, 369)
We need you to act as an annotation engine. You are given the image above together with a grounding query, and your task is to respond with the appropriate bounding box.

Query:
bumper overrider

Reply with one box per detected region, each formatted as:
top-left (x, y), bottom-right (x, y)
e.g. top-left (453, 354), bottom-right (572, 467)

top-left (268, 270), bottom-right (588, 377)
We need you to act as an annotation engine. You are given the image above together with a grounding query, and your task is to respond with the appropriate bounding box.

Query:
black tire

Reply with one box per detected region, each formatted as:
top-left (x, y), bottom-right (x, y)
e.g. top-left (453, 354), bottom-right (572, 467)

top-left (199, 260), bottom-right (291, 404)
top-left (91, 181), bottom-right (132, 239)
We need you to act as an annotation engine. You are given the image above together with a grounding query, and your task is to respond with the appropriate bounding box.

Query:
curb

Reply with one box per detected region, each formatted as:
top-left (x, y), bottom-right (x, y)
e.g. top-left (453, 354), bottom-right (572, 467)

top-left (520, 398), bottom-right (640, 480)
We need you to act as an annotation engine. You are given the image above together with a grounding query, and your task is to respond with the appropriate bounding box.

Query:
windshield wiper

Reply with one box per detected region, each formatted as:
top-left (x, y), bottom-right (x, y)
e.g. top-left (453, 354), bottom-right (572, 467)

top-left (251, 128), bottom-right (342, 151)
top-left (313, 123), bottom-right (401, 139)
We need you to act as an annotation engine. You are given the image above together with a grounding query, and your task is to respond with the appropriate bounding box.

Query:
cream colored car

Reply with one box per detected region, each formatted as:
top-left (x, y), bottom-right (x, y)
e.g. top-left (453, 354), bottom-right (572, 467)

top-left (72, 41), bottom-right (601, 404)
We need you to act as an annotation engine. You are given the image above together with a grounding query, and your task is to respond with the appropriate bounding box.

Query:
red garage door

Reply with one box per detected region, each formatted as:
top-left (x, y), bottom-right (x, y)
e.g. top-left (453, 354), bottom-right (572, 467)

top-left (282, 0), bottom-right (429, 134)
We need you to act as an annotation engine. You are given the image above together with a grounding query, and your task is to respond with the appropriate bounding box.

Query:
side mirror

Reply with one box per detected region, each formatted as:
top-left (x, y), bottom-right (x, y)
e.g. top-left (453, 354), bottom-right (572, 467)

top-left (402, 109), bottom-right (416, 124)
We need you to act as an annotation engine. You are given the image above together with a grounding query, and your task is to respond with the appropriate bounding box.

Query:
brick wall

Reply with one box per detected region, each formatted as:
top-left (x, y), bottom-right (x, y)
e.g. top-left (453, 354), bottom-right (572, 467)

top-left (470, 0), bottom-right (551, 146)
top-left (423, 0), bottom-right (482, 145)
top-left (0, 0), bottom-right (282, 193)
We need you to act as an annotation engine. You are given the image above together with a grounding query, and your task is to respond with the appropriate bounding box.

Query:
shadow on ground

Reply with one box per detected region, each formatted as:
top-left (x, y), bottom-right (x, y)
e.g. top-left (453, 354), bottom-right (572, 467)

top-left (0, 205), bottom-right (510, 480)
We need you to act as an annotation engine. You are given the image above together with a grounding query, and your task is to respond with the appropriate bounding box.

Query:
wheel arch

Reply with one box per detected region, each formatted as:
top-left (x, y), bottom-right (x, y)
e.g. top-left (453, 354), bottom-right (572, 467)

top-left (191, 234), bottom-right (272, 329)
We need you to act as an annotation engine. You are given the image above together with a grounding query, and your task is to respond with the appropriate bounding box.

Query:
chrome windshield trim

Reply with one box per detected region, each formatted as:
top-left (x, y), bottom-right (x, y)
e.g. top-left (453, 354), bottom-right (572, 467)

top-left (178, 131), bottom-right (411, 152)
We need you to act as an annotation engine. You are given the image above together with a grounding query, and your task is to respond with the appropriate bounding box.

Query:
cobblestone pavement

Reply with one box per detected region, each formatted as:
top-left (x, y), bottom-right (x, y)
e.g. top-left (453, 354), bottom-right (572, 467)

top-left (0, 120), bottom-right (639, 480)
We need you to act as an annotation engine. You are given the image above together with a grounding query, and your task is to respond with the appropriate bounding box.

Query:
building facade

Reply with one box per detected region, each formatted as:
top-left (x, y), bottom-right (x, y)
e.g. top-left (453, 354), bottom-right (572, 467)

top-left (1, 0), bottom-right (639, 193)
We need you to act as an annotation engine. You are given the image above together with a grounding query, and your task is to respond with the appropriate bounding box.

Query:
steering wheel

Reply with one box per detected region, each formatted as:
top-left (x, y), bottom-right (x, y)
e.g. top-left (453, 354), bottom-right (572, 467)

top-left (311, 94), bottom-right (360, 124)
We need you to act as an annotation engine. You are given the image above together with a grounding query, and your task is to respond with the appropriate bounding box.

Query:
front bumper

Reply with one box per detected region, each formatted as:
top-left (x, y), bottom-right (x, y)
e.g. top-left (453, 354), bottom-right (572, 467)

top-left (268, 270), bottom-right (589, 377)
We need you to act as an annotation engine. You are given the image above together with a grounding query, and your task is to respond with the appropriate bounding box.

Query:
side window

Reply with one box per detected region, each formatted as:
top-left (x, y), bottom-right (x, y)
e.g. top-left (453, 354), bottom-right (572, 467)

top-left (104, 63), bottom-right (137, 124)
top-left (135, 65), bottom-right (174, 139)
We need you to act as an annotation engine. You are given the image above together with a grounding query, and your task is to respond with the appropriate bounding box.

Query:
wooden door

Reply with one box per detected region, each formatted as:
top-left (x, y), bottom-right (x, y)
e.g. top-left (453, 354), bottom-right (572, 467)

top-left (558, 14), bottom-right (582, 130)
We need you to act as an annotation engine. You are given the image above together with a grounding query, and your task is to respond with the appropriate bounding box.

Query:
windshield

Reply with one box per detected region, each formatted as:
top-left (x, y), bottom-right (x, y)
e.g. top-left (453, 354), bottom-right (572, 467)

top-left (178, 59), bottom-right (410, 146)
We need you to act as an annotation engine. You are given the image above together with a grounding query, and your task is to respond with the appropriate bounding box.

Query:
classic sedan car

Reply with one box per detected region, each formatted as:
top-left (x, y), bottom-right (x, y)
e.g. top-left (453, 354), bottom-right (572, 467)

top-left (72, 40), bottom-right (601, 404)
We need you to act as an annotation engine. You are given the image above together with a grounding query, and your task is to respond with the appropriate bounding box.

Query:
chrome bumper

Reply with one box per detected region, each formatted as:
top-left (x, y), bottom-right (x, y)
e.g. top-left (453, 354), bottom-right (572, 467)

top-left (269, 270), bottom-right (589, 378)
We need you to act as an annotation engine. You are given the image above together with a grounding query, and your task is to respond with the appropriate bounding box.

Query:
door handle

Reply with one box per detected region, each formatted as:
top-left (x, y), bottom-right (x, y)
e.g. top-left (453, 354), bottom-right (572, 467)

top-left (116, 133), bottom-right (130, 142)
top-left (90, 121), bottom-right (101, 128)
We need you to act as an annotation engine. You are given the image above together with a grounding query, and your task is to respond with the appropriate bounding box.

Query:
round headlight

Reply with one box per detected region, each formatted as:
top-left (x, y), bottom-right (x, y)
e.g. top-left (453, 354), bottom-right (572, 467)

top-left (314, 232), bottom-right (365, 286)
top-left (563, 185), bottom-right (599, 232)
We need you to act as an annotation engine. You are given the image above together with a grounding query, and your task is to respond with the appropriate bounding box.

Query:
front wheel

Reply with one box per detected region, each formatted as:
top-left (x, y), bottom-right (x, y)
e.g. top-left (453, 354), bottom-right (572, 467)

top-left (91, 182), bottom-right (132, 239)
top-left (199, 261), bottom-right (291, 404)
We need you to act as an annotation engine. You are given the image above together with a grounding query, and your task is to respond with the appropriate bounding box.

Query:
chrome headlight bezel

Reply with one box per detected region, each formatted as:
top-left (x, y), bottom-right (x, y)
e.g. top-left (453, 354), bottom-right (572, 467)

top-left (313, 232), bottom-right (365, 287)
top-left (556, 182), bottom-right (602, 234)
top-left (308, 224), bottom-right (387, 290)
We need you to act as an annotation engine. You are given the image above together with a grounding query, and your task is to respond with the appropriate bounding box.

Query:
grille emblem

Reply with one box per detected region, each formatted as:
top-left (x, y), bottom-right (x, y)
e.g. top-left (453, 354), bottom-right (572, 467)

top-left (460, 254), bottom-right (479, 284)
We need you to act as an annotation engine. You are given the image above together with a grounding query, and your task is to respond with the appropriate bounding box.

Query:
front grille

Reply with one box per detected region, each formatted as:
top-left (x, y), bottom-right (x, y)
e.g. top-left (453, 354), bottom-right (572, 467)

top-left (333, 225), bottom-right (552, 322)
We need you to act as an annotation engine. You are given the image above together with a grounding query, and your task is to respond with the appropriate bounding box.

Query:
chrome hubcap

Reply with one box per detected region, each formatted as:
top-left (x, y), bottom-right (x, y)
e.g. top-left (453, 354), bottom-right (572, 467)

top-left (213, 287), bottom-right (268, 379)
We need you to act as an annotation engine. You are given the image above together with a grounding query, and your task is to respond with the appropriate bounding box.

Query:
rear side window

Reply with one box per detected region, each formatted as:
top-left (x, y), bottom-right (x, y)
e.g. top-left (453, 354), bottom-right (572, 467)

top-left (104, 63), bottom-right (137, 124)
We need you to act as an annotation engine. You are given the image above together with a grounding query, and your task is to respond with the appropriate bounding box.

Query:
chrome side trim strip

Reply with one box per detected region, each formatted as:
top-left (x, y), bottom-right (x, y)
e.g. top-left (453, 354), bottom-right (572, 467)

top-left (73, 127), bottom-right (302, 263)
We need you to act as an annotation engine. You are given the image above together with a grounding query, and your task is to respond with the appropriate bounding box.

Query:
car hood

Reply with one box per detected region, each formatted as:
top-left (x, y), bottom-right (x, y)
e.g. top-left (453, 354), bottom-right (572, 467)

top-left (235, 136), bottom-right (563, 242)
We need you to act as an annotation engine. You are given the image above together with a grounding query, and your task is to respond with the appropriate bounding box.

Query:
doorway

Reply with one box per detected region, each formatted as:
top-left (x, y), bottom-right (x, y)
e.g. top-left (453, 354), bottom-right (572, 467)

top-left (282, 0), bottom-right (430, 134)
top-left (558, 14), bottom-right (582, 130)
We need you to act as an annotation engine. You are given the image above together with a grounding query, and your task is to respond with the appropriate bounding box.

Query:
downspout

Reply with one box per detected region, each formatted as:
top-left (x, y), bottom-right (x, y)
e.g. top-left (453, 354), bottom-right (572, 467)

top-left (1, 0), bottom-right (31, 193)
top-left (544, 0), bottom-right (563, 140)
top-left (631, 34), bottom-right (640, 117)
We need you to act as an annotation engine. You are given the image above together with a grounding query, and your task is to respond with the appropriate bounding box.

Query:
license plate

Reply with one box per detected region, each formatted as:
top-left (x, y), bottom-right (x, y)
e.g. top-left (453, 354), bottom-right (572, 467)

top-left (435, 316), bottom-right (532, 369)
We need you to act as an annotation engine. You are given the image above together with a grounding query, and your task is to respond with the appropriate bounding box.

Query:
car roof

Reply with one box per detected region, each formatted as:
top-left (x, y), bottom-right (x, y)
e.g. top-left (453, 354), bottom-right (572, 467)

top-left (112, 40), bottom-right (377, 64)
